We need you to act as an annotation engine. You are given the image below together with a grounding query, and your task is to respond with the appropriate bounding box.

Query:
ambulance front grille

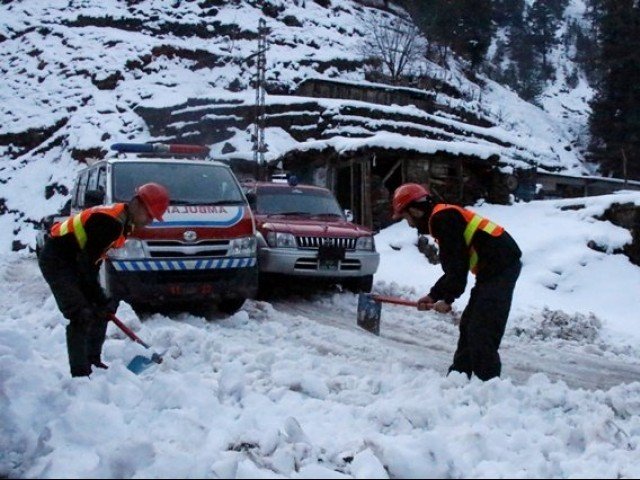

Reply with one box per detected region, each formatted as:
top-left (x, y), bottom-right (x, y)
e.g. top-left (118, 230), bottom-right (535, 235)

top-left (145, 239), bottom-right (230, 258)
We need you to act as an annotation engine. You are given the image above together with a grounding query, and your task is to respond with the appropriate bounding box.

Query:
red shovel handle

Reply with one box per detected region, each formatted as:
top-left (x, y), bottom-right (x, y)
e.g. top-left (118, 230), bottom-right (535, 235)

top-left (371, 294), bottom-right (419, 308)
top-left (109, 314), bottom-right (151, 349)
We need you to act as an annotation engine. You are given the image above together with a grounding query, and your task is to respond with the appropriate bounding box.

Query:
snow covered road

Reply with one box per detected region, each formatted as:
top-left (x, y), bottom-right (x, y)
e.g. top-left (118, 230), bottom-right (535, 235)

top-left (2, 253), bottom-right (640, 478)
top-left (268, 291), bottom-right (640, 391)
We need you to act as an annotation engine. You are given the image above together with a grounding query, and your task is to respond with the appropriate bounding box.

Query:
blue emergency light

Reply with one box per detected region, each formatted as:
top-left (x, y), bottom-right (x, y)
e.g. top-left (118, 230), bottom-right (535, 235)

top-left (111, 143), bottom-right (209, 155)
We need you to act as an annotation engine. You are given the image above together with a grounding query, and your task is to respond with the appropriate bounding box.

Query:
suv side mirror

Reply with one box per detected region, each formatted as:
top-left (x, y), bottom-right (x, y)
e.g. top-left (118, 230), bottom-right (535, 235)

top-left (84, 189), bottom-right (105, 207)
top-left (344, 209), bottom-right (354, 222)
top-left (60, 199), bottom-right (72, 216)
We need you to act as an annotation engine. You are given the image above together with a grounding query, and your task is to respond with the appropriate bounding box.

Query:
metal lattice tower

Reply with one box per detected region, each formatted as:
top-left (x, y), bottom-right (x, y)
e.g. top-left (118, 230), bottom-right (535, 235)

top-left (252, 18), bottom-right (268, 180)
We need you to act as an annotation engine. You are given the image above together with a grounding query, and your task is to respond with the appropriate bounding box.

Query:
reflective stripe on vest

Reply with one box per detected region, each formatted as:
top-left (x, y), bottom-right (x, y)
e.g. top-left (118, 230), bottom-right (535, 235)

top-left (50, 204), bottom-right (127, 250)
top-left (429, 204), bottom-right (504, 274)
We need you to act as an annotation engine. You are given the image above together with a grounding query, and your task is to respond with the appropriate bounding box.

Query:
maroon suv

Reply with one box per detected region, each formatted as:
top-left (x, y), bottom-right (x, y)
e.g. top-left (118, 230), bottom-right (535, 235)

top-left (244, 178), bottom-right (380, 293)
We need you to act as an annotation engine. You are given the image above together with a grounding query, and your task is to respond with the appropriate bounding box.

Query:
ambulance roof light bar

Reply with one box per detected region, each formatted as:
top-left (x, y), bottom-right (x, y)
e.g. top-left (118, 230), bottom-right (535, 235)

top-left (111, 143), bottom-right (210, 156)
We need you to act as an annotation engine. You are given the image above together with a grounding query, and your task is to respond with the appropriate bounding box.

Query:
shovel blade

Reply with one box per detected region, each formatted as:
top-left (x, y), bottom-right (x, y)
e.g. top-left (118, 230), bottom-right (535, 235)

top-left (357, 293), bottom-right (381, 336)
top-left (126, 353), bottom-right (163, 374)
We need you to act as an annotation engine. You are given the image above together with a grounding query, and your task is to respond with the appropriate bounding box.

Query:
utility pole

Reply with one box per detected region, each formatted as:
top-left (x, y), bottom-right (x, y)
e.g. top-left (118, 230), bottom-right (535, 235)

top-left (252, 18), bottom-right (268, 181)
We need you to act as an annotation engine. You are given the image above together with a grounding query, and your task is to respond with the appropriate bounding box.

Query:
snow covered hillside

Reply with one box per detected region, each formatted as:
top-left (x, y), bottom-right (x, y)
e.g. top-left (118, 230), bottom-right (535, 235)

top-left (2, 2), bottom-right (639, 478)
top-left (0, 0), bottom-right (593, 251)
top-left (1, 192), bottom-right (640, 479)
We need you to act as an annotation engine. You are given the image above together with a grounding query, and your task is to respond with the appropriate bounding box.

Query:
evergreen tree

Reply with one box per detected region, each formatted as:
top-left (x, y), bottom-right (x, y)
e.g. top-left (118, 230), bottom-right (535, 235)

top-left (528, 0), bottom-right (567, 76)
top-left (457, 0), bottom-right (494, 68)
top-left (402, 0), bottom-right (493, 69)
top-left (508, 15), bottom-right (543, 102)
top-left (589, 0), bottom-right (640, 179)
top-left (487, 0), bottom-right (569, 102)
top-left (492, 0), bottom-right (525, 29)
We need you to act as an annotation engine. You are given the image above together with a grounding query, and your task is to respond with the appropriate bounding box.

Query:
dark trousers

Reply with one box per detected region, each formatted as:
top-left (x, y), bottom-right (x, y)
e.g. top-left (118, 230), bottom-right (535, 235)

top-left (449, 260), bottom-right (521, 381)
top-left (38, 241), bottom-right (108, 377)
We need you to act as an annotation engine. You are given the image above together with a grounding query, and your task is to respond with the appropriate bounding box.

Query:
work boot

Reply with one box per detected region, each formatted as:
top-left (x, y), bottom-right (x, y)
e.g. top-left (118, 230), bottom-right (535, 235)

top-left (70, 365), bottom-right (92, 377)
top-left (447, 364), bottom-right (472, 380)
top-left (87, 316), bottom-right (108, 369)
top-left (89, 357), bottom-right (109, 370)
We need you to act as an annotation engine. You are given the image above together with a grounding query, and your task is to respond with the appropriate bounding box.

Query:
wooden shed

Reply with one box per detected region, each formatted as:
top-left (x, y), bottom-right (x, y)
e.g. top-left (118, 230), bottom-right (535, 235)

top-left (276, 144), bottom-right (508, 231)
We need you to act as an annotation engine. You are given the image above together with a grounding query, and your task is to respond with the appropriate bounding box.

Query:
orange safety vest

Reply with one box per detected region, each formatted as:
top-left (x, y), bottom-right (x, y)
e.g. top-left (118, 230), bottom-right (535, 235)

top-left (50, 204), bottom-right (128, 250)
top-left (429, 204), bottom-right (505, 275)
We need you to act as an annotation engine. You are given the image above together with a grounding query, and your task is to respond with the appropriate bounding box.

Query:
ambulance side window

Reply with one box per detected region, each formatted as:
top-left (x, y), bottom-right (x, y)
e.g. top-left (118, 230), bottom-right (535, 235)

top-left (75, 171), bottom-right (89, 209)
top-left (69, 182), bottom-right (79, 210)
top-left (87, 167), bottom-right (99, 191)
top-left (96, 166), bottom-right (107, 193)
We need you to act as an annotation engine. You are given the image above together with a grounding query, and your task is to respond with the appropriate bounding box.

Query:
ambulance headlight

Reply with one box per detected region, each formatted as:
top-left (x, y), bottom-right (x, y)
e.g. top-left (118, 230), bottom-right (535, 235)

top-left (108, 239), bottom-right (146, 259)
top-left (229, 236), bottom-right (257, 257)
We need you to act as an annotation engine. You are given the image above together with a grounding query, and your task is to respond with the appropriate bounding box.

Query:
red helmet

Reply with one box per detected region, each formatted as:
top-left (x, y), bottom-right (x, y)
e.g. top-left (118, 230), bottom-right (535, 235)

top-left (392, 183), bottom-right (431, 219)
top-left (135, 182), bottom-right (170, 221)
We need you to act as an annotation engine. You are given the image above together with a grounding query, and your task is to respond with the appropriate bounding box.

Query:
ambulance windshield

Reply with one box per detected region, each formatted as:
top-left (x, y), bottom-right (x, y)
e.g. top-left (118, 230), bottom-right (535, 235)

top-left (112, 162), bottom-right (246, 205)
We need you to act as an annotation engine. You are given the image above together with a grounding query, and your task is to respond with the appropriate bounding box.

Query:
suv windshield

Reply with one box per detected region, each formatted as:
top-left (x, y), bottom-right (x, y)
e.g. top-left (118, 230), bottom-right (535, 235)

top-left (256, 187), bottom-right (344, 218)
top-left (112, 162), bottom-right (246, 205)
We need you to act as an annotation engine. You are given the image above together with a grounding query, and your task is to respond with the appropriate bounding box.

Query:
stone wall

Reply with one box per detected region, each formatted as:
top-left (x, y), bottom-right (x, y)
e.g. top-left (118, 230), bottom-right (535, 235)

top-left (297, 78), bottom-right (436, 113)
top-left (600, 203), bottom-right (640, 266)
top-left (295, 78), bottom-right (494, 128)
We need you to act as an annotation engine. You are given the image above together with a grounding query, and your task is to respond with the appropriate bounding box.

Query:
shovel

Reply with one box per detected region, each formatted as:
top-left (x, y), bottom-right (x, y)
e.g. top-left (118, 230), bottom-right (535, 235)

top-left (109, 314), bottom-right (163, 374)
top-left (357, 293), bottom-right (418, 336)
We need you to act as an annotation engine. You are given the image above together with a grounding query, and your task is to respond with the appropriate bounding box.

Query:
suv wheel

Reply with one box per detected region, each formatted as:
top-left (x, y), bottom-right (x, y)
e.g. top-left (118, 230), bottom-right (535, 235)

top-left (218, 298), bottom-right (246, 315)
top-left (344, 275), bottom-right (373, 294)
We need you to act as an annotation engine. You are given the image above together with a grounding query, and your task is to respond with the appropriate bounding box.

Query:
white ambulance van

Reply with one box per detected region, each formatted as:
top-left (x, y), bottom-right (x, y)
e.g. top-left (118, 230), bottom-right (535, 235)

top-left (67, 143), bottom-right (258, 313)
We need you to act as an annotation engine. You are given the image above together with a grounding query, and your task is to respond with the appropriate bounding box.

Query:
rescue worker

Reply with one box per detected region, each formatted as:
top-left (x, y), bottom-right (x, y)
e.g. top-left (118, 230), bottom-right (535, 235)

top-left (392, 183), bottom-right (522, 381)
top-left (38, 182), bottom-right (170, 377)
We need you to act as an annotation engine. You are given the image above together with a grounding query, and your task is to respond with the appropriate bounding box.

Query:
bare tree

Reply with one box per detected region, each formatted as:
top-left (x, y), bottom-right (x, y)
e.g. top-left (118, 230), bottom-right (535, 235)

top-left (360, 13), bottom-right (423, 83)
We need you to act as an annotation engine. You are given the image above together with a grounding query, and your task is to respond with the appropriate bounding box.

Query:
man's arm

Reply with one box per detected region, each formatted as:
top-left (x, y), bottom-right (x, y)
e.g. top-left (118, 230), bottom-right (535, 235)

top-left (77, 214), bottom-right (123, 307)
top-left (427, 210), bottom-right (469, 304)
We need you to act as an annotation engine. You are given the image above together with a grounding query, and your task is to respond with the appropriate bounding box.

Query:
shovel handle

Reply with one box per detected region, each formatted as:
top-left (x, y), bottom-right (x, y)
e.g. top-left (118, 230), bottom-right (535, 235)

top-left (371, 294), bottom-right (419, 308)
top-left (109, 314), bottom-right (151, 349)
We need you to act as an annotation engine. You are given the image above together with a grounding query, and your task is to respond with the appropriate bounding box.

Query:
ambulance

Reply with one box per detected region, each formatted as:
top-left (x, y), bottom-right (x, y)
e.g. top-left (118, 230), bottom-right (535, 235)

top-left (67, 143), bottom-right (258, 313)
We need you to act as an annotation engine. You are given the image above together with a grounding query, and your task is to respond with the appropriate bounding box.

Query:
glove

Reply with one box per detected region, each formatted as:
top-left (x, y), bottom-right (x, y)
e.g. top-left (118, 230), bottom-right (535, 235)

top-left (417, 294), bottom-right (435, 311)
top-left (93, 298), bottom-right (119, 321)
top-left (433, 300), bottom-right (452, 314)
top-left (105, 297), bottom-right (120, 315)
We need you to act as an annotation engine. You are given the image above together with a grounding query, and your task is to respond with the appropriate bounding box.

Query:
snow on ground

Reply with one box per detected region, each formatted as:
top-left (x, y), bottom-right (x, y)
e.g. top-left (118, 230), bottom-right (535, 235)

top-left (2, 192), bottom-right (640, 478)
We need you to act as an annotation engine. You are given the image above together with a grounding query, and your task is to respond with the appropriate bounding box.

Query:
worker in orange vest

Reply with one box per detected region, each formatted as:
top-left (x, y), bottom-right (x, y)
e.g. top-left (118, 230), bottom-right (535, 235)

top-left (38, 183), bottom-right (170, 377)
top-left (392, 183), bottom-right (522, 381)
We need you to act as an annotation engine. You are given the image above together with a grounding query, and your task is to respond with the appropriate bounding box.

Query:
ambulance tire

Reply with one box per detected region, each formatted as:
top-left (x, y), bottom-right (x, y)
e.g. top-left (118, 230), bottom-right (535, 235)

top-left (218, 297), bottom-right (246, 315)
top-left (257, 272), bottom-right (278, 299)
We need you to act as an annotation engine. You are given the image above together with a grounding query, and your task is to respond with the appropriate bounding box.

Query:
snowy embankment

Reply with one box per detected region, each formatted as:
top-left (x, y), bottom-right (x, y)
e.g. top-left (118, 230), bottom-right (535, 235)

top-left (2, 193), bottom-right (640, 478)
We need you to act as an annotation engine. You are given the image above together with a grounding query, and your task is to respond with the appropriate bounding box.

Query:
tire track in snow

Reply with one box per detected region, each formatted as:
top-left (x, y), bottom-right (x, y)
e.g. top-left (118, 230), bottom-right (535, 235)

top-left (266, 292), bottom-right (640, 390)
top-left (5, 255), bottom-right (640, 391)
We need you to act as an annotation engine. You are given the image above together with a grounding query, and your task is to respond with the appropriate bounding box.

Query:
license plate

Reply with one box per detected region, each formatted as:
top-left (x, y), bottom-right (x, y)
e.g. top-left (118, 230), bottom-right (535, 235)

top-left (319, 259), bottom-right (339, 270)
top-left (167, 284), bottom-right (214, 295)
